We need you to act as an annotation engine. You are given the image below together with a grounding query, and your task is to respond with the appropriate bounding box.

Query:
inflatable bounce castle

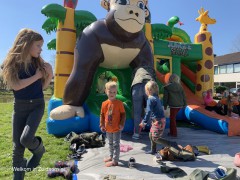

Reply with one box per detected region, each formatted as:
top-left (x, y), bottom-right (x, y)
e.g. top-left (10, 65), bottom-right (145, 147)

top-left (42, 0), bottom-right (240, 137)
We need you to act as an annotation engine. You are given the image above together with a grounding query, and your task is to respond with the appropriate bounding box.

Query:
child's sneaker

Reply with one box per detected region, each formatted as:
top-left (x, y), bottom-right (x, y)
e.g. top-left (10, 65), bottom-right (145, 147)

top-left (128, 157), bottom-right (136, 168)
top-left (76, 144), bottom-right (86, 155)
top-left (208, 166), bottom-right (227, 179)
top-left (145, 150), bottom-right (156, 155)
top-left (132, 133), bottom-right (140, 140)
top-left (153, 153), bottom-right (162, 163)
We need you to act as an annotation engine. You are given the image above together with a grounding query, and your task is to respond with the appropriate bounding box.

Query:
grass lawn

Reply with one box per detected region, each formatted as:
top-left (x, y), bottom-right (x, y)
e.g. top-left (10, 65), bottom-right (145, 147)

top-left (0, 96), bottom-right (70, 179)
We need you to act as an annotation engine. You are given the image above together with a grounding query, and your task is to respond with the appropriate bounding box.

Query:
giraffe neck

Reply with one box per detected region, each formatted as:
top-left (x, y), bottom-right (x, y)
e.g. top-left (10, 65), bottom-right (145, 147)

top-left (199, 24), bottom-right (208, 32)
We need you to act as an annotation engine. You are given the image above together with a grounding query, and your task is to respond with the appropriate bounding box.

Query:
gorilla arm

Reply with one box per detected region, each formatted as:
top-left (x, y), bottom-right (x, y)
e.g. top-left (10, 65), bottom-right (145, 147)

top-left (130, 40), bottom-right (154, 68)
top-left (64, 31), bottom-right (103, 105)
top-left (50, 27), bottom-right (103, 120)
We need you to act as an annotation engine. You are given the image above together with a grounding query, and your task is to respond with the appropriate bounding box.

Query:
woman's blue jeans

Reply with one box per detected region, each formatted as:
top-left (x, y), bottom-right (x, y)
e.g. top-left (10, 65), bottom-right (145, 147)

top-left (132, 83), bottom-right (147, 134)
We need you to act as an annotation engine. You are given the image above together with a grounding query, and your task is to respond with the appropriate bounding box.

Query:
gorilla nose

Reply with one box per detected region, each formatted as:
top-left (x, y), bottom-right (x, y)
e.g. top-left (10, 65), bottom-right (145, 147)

top-left (129, 10), bottom-right (139, 17)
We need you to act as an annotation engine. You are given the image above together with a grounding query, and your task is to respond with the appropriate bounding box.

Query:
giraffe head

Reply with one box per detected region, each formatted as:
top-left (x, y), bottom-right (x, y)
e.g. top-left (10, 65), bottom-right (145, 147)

top-left (196, 7), bottom-right (216, 25)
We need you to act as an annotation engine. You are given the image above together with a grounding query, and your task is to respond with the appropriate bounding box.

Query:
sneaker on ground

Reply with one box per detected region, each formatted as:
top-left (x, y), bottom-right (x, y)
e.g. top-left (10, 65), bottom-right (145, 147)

top-left (128, 157), bottom-right (136, 168)
top-left (145, 150), bottom-right (156, 155)
top-left (132, 133), bottom-right (140, 140)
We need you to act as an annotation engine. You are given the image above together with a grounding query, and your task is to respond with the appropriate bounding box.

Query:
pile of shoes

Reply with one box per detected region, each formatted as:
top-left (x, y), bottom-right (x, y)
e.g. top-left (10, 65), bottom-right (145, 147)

top-left (47, 160), bottom-right (76, 180)
top-left (68, 143), bottom-right (87, 160)
top-left (68, 132), bottom-right (106, 149)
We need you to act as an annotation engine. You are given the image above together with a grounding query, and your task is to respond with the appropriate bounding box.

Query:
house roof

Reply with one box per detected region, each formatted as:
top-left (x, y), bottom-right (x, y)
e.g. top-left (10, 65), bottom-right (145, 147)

top-left (214, 52), bottom-right (240, 65)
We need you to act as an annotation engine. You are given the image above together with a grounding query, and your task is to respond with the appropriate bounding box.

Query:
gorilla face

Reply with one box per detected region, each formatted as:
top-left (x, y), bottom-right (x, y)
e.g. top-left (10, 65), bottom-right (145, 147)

top-left (109, 0), bottom-right (146, 33)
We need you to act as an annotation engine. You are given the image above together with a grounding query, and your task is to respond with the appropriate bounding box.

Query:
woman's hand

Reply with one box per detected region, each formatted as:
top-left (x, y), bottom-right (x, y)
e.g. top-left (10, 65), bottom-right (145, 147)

top-left (43, 63), bottom-right (53, 78)
top-left (35, 68), bottom-right (43, 79)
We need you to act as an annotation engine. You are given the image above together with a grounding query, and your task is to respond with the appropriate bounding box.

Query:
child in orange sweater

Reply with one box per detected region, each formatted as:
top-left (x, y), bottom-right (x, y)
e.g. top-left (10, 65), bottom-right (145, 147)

top-left (100, 81), bottom-right (126, 167)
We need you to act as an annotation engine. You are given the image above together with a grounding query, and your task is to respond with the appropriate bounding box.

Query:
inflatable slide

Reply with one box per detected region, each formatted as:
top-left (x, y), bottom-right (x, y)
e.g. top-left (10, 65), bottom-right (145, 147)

top-left (181, 83), bottom-right (240, 136)
top-left (157, 63), bottom-right (240, 137)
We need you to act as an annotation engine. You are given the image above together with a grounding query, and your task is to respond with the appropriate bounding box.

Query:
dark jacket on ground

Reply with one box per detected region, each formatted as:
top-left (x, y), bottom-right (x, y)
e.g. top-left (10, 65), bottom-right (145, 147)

top-left (163, 82), bottom-right (187, 108)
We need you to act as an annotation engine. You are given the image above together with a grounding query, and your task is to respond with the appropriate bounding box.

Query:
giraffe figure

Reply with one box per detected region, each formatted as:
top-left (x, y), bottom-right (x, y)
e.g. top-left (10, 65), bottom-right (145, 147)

top-left (194, 7), bottom-right (216, 98)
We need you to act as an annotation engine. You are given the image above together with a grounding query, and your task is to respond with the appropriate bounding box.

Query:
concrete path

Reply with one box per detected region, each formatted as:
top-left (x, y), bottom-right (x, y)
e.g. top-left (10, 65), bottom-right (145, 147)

top-left (77, 127), bottom-right (240, 180)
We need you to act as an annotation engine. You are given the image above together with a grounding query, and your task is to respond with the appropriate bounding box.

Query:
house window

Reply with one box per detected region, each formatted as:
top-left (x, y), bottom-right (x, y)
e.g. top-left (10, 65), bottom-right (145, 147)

top-left (226, 64), bottom-right (233, 73)
top-left (234, 63), bottom-right (240, 73)
top-left (219, 65), bottom-right (226, 74)
top-left (214, 66), bottom-right (218, 74)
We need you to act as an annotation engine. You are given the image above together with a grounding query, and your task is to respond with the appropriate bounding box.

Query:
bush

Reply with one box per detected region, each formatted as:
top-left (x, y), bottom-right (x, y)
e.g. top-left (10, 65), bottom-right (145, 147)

top-left (215, 86), bottom-right (227, 94)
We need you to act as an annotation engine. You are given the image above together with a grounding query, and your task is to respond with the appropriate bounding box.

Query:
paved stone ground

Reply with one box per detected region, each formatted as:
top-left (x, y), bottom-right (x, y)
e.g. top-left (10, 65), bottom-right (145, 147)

top-left (76, 127), bottom-right (240, 180)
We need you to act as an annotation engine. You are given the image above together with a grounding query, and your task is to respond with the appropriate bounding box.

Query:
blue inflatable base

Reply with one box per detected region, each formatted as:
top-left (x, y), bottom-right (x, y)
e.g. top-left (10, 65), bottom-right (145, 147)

top-left (184, 106), bottom-right (228, 134)
top-left (47, 97), bottom-right (135, 136)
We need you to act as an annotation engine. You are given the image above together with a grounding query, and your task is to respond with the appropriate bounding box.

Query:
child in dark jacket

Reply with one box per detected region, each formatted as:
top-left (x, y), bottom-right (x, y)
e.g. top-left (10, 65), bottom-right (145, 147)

top-left (163, 74), bottom-right (186, 137)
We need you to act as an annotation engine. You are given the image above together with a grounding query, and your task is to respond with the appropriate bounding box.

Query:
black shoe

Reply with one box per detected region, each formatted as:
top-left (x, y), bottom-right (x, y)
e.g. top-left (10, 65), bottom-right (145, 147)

top-left (64, 132), bottom-right (78, 142)
top-left (128, 157), bottom-right (136, 168)
top-left (69, 143), bottom-right (77, 153)
top-left (13, 158), bottom-right (27, 180)
top-left (68, 153), bottom-right (82, 160)
top-left (26, 136), bottom-right (45, 171)
top-left (76, 144), bottom-right (86, 155)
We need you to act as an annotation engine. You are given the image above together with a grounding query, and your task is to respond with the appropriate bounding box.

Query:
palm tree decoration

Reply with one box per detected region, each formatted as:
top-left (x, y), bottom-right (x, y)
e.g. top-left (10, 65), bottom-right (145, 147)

top-left (41, 0), bottom-right (97, 98)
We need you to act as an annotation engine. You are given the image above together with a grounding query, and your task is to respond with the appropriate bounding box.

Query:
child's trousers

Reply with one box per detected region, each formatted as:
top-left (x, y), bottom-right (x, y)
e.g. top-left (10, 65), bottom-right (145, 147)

top-left (106, 131), bottom-right (121, 163)
top-left (12, 99), bottom-right (44, 172)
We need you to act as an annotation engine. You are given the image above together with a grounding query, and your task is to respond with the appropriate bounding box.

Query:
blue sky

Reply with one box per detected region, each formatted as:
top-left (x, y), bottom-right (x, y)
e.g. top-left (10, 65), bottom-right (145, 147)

top-left (0, 0), bottom-right (239, 65)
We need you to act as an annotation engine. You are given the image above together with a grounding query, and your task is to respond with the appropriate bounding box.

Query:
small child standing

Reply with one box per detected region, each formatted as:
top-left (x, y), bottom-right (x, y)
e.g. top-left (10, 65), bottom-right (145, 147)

top-left (139, 81), bottom-right (166, 154)
top-left (100, 81), bottom-right (126, 167)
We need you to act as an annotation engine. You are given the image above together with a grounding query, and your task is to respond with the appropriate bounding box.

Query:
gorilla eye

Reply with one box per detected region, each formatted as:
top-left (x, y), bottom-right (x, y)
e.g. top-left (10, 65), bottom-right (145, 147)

top-left (137, 1), bottom-right (144, 10)
top-left (115, 0), bottom-right (130, 5)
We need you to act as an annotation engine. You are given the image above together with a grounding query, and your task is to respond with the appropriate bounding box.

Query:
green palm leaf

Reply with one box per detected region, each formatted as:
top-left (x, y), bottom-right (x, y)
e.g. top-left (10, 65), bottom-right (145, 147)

top-left (42, 17), bottom-right (58, 34)
top-left (74, 10), bottom-right (97, 36)
top-left (47, 39), bottom-right (56, 50)
top-left (41, 4), bottom-right (66, 23)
